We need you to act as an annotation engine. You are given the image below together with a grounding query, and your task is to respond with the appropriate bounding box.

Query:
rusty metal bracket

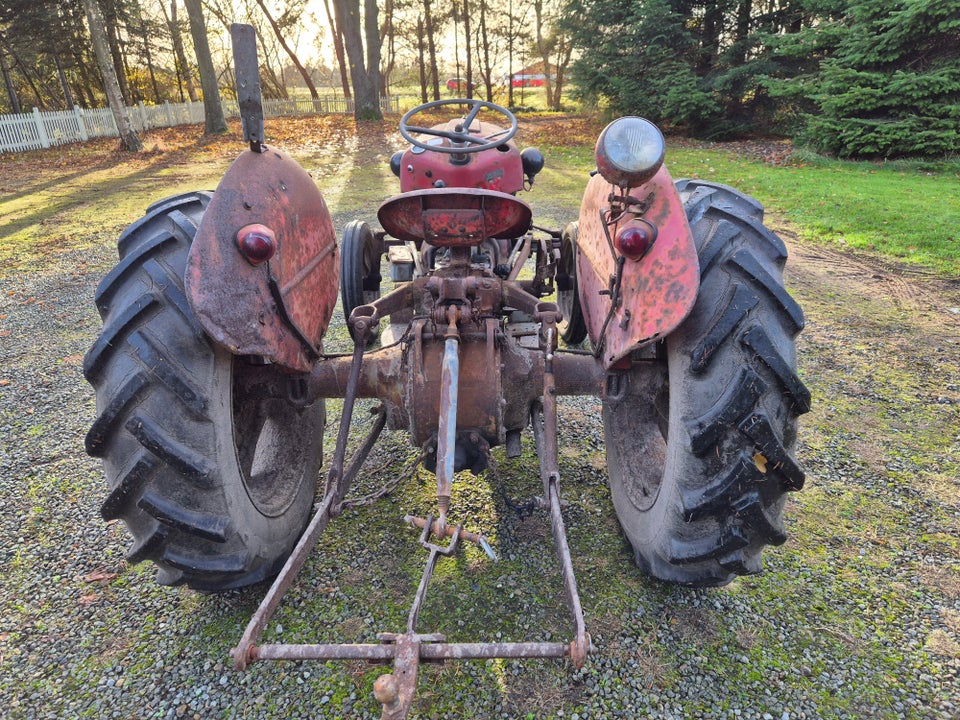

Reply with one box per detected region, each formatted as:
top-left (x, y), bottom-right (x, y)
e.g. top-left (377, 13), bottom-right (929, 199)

top-left (592, 255), bottom-right (626, 361)
top-left (232, 295), bottom-right (593, 720)
top-left (435, 305), bottom-right (461, 531)
top-left (235, 489), bottom-right (592, 719)
top-left (230, 24), bottom-right (265, 153)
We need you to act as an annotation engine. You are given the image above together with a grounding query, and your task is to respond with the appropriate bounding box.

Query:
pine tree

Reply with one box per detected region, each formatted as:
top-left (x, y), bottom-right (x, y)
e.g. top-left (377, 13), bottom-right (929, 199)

top-left (783, 0), bottom-right (960, 158)
top-left (562, 0), bottom-right (718, 130)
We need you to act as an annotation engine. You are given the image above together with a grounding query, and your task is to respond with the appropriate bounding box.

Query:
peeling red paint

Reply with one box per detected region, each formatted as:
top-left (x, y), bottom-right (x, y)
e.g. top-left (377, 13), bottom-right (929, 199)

top-left (576, 166), bottom-right (700, 366)
top-left (185, 147), bottom-right (339, 372)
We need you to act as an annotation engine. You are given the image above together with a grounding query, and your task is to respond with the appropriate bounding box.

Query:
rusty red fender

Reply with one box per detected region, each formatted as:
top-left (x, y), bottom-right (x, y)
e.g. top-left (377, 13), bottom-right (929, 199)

top-left (576, 166), bottom-right (700, 368)
top-left (185, 147), bottom-right (339, 373)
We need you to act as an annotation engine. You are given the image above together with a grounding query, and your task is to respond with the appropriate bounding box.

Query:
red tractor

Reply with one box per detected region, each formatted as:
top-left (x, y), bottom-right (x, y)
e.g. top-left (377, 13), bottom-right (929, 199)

top-left (84, 25), bottom-right (809, 719)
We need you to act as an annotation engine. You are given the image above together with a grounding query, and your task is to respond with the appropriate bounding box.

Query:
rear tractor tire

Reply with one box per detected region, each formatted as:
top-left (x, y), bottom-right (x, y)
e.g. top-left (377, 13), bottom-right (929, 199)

top-left (84, 192), bottom-right (325, 591)
top-left (604, 180), bottom-right (811, 586)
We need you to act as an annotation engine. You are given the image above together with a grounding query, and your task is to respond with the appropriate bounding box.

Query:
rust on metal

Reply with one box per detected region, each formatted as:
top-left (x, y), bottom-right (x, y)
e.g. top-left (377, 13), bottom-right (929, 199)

top-left (250, 638), bottom-right (575, 663)
top-left (232, 321), bottom-right (371, 672)
top-left (174, 30), bottom-right (684, 720)
top-left (407, 317), bottom-right (504, 449)
top-left (374, 634), bottom-right (421, 720)
top-left (435, 305), bottom-right (462, 530)
top-left (186, 146), bottom-right (339, 372)
top-left (576, 166), bottom-right (699, 368)
top-left (397, 119), bottom-right (525, 194)
top-left (378, 188), bottom-right (532, 244)
top-left (233, 299), bottom-right (596, 717)
top-left (238, 489), bottom-right (591, 719)
top-left (403, 515), bottom-right (493, 553)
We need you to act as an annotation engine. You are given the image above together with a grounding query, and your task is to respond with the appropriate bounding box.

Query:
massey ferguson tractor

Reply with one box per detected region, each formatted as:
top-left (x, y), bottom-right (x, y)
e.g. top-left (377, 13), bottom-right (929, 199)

top-left (84, 25), bottom-right (809, 719)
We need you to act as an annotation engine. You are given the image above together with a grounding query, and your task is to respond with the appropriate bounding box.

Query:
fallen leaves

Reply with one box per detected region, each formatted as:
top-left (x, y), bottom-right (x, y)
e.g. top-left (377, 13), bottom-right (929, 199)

top-left (518, 115), bottom-right (604, 147)
top-left (83, 568), bottom-right (118, 584)
top-left (753, 452), bottom-right (768, 473)
top-left (78, 568), bottom-right (118, 607)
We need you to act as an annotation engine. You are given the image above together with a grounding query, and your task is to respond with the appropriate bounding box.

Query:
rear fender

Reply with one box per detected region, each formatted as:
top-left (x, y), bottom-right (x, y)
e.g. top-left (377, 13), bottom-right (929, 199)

top-left (576, 166), bottom-right (699, 368)
top-left (186, 147), bottom-right (339, 373)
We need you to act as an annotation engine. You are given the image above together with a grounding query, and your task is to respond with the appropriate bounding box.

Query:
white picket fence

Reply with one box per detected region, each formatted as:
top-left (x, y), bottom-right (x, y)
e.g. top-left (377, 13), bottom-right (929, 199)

top-left (0, 94), bottom-right (400, 154)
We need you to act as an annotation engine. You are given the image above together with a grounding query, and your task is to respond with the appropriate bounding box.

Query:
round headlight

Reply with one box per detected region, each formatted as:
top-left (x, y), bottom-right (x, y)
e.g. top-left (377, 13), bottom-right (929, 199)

top-left (595, 117), bottom-right (665, 188)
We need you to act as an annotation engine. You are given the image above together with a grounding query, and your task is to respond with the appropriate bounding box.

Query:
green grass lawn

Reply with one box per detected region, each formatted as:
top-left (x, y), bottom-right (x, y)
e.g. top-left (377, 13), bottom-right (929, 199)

top-left (671, 148), bottom-right (960, 275)
top-left (535, 137), bottom-right (960, 276)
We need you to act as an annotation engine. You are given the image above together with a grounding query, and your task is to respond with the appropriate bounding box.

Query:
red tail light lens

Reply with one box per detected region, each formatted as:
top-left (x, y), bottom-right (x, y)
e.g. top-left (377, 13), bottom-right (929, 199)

top-left (615, 222), bottom-right (657, 261)
top-left (236, 224), bottom-right (277, 265)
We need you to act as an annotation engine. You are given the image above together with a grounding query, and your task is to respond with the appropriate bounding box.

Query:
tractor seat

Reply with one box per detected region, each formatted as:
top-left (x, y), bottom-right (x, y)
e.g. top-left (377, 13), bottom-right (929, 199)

top-left (377, 188), bottom-right (532, 246)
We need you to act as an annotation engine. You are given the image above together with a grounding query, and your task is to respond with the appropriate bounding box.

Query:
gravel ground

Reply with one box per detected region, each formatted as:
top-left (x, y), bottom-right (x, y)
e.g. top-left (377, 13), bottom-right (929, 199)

top-left (2, 145), bottom-right (959, 719)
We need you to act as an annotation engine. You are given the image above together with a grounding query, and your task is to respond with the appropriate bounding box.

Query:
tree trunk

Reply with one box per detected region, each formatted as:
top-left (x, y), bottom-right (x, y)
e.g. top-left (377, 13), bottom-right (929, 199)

top-left (54, 53), bottom-right (76, 109)
top-left (363, 0), bottom-right (381, 105)
top-left (364, 0), bottom-right (383, 98)
top-left (103, 5), bottom-right (132, 103)
top-left (0, 33), bottom-right (49, 109)
top-left (464, 0), bottom-right (472, 98)
top-left (551, 36), bottom-right (572, 111)
top-left (134, 4), bottom-right (162, 103)
top-left (73, 43), bottom-right (99, 106)
top-left (83, 0), bottom-right (141, 151)
top-left (697, 1), bottom-right (723, 75)
top-left (380, 0), bottom-right (395, 95)
top-left (479, 0), bottom-right (492, 101)
top-left (424, 0), bottom-right (439, 100)
top-left (182, 0), bottom-right (227, 134)
top-left (333, 0), bottom-right (382, 120)
top-left (416, 16), bottom-right (427, 103)
top-left (257, 30), bottom-right (289, 100)
top-left (255, 0), bottom-right (319, 99)
top-left (65, 2), bottom-right (98, 106)
top-left (735, 0), bottom-right (753, 64)
top-left (322, 0), bottom-right (351, 98)
top-left (507, 2), bottom-right (514, 108)
top-left (0, 48), bottom-right (21, 114)
top-left (163, 1), bottom-right (198, 102)
top-left (534, 0), bottom-right (554, 108)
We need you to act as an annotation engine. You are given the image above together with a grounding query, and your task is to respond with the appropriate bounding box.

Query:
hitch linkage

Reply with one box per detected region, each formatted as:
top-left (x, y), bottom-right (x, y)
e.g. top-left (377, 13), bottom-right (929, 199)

top-left (231, 304), bottom-right (593, 720)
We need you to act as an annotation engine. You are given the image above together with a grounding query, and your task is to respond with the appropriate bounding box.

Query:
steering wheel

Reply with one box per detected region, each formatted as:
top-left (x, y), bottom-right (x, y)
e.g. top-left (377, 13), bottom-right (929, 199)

top-left (399, 98), bottom-right (518, 154)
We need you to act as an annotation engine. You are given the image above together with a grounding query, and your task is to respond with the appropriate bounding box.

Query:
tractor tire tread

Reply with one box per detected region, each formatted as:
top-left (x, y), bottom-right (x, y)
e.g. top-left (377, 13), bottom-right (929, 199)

top-left (606, 180), bottom-right (809, 586)
top-left (100, 450), bottom-right (157, 521)
top-left (83, 293), bottom-right (160, 382)
top-left (137, 488), bottom-right (231, 543)
top-left (87, 194), bottom-right (322, 591)
top-left (118, 191), bottom-right (212, 258)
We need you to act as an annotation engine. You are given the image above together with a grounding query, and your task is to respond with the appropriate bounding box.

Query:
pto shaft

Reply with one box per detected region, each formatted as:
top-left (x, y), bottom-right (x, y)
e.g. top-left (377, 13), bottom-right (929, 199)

top-left (435, 305), bottom-right (461, 530)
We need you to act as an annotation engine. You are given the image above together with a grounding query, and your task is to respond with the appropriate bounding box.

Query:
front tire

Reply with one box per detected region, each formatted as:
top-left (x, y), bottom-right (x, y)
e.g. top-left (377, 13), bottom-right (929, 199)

top-left (604, 181), bottom-right (810, 586)
top-left (340, 220), bottom-right (382, 339)
top-left (84, 192), bottom-right (325, 591)
top-left (557, 222), bottom-right (587, 346)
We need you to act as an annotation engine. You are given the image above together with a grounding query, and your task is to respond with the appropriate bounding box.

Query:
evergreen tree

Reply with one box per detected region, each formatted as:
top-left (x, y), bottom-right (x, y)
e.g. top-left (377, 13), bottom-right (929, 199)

top-left (563, 0), bottom-right (718, 130)
top-left (780, 0), bottom-right (960, 158)
top-left (0, 0), bottom-right (89, 110)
